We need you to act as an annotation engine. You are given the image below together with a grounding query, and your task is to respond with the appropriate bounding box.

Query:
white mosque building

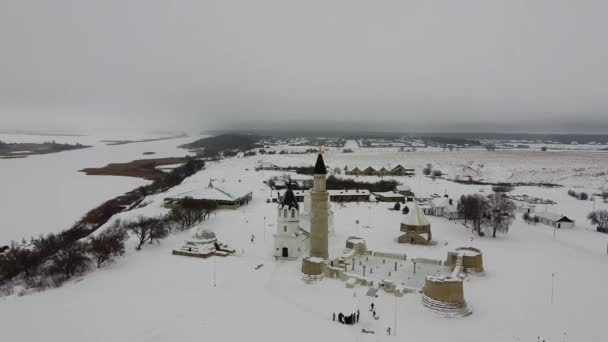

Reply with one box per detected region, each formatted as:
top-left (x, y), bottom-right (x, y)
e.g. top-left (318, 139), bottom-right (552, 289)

top-left (273, 187), bottom-right (309, 259)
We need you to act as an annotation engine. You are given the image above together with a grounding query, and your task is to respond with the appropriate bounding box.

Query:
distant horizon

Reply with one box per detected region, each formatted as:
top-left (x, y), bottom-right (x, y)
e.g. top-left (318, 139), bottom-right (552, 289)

top-left (2, 127), bottom-right (608, 139)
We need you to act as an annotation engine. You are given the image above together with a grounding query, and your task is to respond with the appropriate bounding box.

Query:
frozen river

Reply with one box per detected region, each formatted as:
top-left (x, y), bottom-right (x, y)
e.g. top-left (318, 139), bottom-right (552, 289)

top-left (0, 133), bottom-right (195, 243)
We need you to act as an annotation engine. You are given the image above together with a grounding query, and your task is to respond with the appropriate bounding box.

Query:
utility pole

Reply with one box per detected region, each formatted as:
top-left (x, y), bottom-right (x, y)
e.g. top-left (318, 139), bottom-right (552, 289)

top-left (213, 257), bottom-right (217, 287)
top-left (550, 273), bottom-right (555, 304)
top-left (394, 295), bottom-right (398, 336)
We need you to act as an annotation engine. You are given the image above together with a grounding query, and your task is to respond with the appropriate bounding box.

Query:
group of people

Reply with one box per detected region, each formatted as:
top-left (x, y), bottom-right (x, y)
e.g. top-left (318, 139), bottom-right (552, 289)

top-left (332, 303), bottom-right (393, 336)
top-left (370, 302), bottom-right (380, 320)
top-left (333, 310), bottom-right (360, 325)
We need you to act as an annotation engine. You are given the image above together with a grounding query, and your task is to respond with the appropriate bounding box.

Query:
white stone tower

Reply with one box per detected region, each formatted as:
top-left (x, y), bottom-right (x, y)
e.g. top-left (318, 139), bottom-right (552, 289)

top-left (273, 188), bottom-right (307, 258)
top-left (309, 149), bottom-right (329, 259)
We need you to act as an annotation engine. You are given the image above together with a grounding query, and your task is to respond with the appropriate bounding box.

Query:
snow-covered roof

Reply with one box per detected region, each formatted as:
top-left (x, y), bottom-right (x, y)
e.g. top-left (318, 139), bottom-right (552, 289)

top-left (346, 237), bottom-right (365, 244)
top-left (396, 184), bottom-right (411, 192)
top-left (373, 191), bottom-right (404, 198)
top-left (431, 197), bottom-right (450, 208)
top-left (155, 163), bottom-right (183, 170)
top-left (167, 183), bottom-right (251, 202)
top-left (401, 203), bottom-right (430, 226)
top-left (328, 189), bottom-right (371, 196)
top-left (534, 212), bottom-right (573, 222)
top-left (279, 189), bottom-right (370, 197)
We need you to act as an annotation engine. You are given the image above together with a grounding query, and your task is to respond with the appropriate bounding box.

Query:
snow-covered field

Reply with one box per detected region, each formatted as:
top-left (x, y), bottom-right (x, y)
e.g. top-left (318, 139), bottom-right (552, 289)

top-left (1, 139), bottom-right (607, 341)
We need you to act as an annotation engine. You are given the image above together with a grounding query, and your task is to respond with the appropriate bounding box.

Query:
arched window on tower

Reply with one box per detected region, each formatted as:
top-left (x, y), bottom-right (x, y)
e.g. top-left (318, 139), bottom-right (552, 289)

top-left (291, 209), bottom-right (295, 218)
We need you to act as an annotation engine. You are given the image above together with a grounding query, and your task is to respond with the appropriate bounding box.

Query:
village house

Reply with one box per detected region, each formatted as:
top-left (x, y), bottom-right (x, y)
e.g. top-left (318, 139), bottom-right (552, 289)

top-left (347, 166), bottom-right (361, 175)
top-left (391, 164), bottom-right (415, 176)
top-left (278, 189), bottom-right (370, 203)
top-left (396, 184), bottom-right (415, 197)
top-left (164, 181), bottom-right (252, 210)
top-left (363, 166), bottom-right (377, 176)
top-left (516, 203), bottom-right (536, 214)
top-left (255, 162), bottom-right (280, 171)
top-left (420, 195), bottom-right (463, 220)
top-left (533, 212), bottom-right (575, 229)
top-left (373, 191), bottom-right (405, 203)
top-left (344, 164), bottom-right (415, 177)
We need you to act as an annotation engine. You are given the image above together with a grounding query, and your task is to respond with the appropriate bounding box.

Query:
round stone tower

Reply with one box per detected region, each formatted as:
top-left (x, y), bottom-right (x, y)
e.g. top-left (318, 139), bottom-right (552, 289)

top-left (309, 149), bottom-right (329, 259)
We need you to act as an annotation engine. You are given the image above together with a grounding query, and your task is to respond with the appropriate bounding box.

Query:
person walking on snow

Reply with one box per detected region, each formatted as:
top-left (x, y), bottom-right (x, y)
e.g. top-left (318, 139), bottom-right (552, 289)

top-left (387, 327), bottom-right (391, 336)
top-left (370, 303), bottom-right (375, 311)
top-left (251, 234), bottom-right (255, 243)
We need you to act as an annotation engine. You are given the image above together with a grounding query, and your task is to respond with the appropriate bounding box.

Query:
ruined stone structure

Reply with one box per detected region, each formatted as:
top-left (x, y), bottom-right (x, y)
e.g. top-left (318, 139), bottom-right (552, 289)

top-left (421, 276), bottom-right (468, 316)
top-left (446, 247), bottom-right (484, 274)
top-left (420, 247), bottom-right (482, 317)
top-left (301, 257), bottom-right (325, 281)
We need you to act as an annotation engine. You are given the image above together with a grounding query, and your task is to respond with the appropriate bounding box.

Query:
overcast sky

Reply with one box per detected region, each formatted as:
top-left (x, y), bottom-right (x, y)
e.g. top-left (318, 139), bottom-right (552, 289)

top-left (1, 0), bottom-right (607, 134)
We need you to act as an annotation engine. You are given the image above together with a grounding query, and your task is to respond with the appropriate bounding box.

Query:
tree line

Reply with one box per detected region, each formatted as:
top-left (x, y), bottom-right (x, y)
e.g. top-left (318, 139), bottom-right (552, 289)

top-left (0, 159), bottom-right (206, 291)
top-left (0, 198), bottom-right (217, 293)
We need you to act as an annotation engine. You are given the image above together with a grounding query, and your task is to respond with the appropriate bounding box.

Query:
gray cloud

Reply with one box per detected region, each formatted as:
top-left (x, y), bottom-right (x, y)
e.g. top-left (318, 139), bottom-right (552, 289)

top-left (1, 0), bottom-right (607, 134)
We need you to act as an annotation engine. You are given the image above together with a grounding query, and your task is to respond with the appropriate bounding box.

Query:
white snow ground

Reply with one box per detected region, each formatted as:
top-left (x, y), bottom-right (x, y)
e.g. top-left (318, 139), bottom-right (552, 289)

top-left (1, 140), bottom-right (607, 341)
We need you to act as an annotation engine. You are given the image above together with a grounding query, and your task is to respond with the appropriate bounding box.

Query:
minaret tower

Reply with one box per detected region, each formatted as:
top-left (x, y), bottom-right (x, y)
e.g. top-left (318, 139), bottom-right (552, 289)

top-left (309, 148), bottom-right (329, 259)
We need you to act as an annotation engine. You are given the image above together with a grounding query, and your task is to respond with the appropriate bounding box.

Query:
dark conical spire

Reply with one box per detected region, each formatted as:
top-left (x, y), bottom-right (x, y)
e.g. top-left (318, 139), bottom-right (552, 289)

top-left (280, 187), bottom-right (299, 210)
top-left (314, 151), bottom-right (327, 175)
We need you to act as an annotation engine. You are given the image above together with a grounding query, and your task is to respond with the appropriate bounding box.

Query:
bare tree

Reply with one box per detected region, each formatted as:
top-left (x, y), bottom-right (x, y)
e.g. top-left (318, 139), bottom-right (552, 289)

top-left (588, 210), bottom-right (608, 231)
top-left (167, 198), bottom-right (218, 231)
top-left (0, 241), bottom-right (37, 279)
top-left (126, 216), bottom-right (168, 250)
top-left (88, 220), bottom-right (128, 267)
top-left (422, 164), bottom-right (432, 176)
top-left (486, 193), bottom-right (516, 237)
top-left (458, 194), bottom-right (488, 234)
top-left (49, 241), bottom-right (91, 278)
top-left (588, 210), bottom-right (608, 255)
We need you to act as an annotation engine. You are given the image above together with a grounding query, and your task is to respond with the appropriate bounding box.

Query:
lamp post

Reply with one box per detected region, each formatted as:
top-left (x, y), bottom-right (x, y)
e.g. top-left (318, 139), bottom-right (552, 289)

top-left (550, 273), bottom-right (556, 304)
top-left (394, 294), bottom-right (398, 336)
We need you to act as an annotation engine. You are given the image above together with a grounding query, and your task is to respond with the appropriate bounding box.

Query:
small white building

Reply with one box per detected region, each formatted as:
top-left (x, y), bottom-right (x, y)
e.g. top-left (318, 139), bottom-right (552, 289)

top-left (533, 212), bottom-right (575, 229)
top-left (273, 188), bottom-right (309, 259)
top-left (516, 203), bottom-right (536, 214)
top-left (421, 195), bottom-right (463, 220)
top-left (163, 181), bottom-right (252, 210)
